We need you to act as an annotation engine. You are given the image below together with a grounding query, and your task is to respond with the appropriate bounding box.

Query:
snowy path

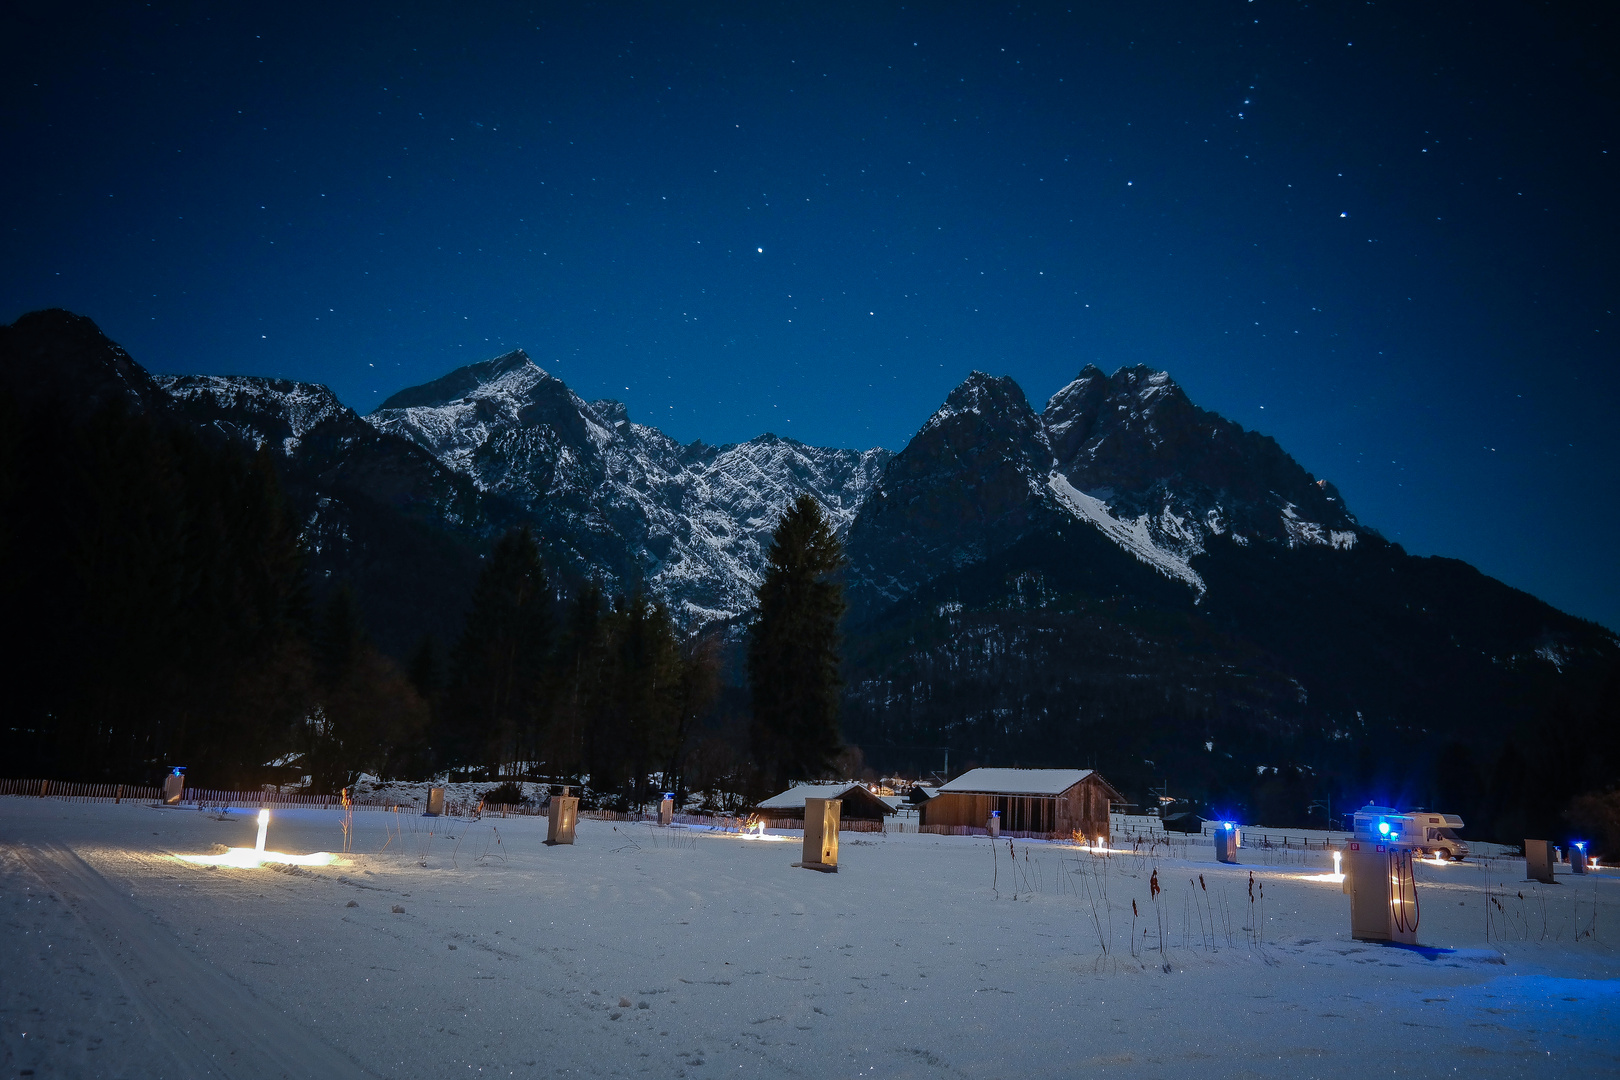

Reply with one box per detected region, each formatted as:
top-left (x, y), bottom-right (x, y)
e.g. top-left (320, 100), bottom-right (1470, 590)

top-left (8, 841), bottom-right (372, 1078)
top-left (3, 799), bottom-right (1618, 1079)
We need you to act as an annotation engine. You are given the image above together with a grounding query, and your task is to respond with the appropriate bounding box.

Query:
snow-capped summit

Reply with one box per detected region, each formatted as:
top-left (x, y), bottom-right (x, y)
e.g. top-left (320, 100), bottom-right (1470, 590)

top-left (1041, 363), bottom-right (1359, 563)
top-left (368, 351), bottom-right (889, 623)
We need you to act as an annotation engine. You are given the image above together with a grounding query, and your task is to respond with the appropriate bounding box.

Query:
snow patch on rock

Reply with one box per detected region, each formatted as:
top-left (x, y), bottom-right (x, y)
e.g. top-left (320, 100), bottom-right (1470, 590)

top-left (1047, 474), bottom-right (1205, 596)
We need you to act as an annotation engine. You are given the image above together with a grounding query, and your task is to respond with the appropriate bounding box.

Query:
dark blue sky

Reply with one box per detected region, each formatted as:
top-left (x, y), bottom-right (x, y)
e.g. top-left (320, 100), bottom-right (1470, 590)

top-left (4, 2), bottom-right (1616, 629)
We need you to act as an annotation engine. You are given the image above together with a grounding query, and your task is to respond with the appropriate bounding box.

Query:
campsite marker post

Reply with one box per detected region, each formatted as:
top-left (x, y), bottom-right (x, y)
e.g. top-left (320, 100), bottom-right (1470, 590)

top-left (797, 797), bottom-right (839, 872)
top-left (547, 787), bottom-right (579, 845)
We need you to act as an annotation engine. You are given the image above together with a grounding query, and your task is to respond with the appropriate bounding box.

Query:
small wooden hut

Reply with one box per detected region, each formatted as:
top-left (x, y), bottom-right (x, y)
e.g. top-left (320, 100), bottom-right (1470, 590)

top-left (919, 768), bottom-right (1122, 840)
top-left (756, 782), bottom-right (896, 821)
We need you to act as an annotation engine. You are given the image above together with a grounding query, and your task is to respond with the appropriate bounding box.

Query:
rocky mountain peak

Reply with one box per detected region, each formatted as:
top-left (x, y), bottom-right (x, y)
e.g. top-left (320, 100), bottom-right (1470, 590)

top-left (376, 349), bottom-right (546, 411)
top-left (0, 309), bottom-right (167, 418)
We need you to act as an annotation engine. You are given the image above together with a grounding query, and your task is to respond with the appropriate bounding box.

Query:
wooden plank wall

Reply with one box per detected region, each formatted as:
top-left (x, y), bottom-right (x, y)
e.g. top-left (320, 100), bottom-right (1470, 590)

top-left (924, 777), bottom-right (1113, 841)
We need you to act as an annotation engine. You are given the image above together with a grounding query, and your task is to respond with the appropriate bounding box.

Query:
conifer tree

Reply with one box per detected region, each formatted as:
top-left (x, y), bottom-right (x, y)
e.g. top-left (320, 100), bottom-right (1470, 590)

top-left (550, 583), bottom-right (603, 782)
top-left (582, 588), bottom-right (681, 806)
top-left (748, 494), bottom-right (847, 790)
top-left (443, 527), bottom-right (552, 774)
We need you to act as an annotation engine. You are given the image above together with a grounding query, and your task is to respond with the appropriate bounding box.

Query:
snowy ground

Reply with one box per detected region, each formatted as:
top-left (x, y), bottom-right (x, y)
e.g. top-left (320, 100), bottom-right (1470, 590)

top-left (3, 798), bottom-right (1617, 1079)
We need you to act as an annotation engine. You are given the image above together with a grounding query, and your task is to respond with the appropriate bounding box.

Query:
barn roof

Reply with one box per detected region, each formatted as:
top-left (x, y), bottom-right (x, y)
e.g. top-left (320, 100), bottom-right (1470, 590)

top-left (937, 768), bottom-right (1106, 797)
top-left (757, 782), bottom-right (896, 814)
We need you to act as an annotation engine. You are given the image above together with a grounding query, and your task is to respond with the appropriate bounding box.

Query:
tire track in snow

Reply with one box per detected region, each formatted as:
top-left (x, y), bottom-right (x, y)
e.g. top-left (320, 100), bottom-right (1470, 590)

top-left (16, 842), bottom-right (377, 1079)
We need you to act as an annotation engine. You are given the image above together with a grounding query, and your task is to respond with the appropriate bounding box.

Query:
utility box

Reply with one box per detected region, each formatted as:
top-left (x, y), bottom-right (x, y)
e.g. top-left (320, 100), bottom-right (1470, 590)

top-left (1525, 839), bottom-right (1556, 883)
top-left (1571, 842), bottom-right (1589, 875)
top-left (987, 810), bottom-right (1001, 838)
top-left (1346, 840), bottom-right (1419, 944)
top-left (547, 791), bottom-right (579, 845)
top-left (1214, 823), bottom-right (1238, 864)
top-left (658, 794), bottom-right (675, 827)
top-left (161, 767), bottom-right (185, 805)
top-left (800, 797), bottom-right (839, 872)
top-left (425, 787), bottom-right (445, 816)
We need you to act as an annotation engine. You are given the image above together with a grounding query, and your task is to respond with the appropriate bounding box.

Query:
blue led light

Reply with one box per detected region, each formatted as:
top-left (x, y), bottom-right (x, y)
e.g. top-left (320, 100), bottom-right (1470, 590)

top-left (1377, 821), bottom-right (1390, 836)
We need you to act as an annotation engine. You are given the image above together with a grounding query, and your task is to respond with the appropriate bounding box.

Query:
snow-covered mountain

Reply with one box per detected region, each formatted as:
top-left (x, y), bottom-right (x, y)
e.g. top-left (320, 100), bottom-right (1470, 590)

top-left (367, 351), bottom-right (888, 622)
top-left (845, 365), bottom-right (1363, 615)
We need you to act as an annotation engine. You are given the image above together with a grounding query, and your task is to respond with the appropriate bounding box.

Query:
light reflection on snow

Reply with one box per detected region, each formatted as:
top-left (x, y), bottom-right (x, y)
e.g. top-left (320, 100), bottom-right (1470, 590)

top-left (177, 848), bottom-right (338, 868)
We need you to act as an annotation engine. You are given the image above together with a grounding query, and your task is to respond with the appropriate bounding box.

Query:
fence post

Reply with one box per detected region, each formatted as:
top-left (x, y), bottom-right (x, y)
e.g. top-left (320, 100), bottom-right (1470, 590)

top-left (115, 784), bottom-right (123, 804)
top-left (40, 779), bottom-right (49, 798)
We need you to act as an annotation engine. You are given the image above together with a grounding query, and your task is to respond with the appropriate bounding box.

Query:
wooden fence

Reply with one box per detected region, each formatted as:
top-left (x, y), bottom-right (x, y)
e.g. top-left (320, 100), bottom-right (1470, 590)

top-left (2, 778), bottom-right (419, 811)
top-left (0, 779), bottom-right (160, 803)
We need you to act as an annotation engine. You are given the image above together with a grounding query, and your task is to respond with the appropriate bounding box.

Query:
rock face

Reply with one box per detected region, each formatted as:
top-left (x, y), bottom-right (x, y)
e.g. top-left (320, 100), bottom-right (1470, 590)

top-left (368, 351), bottom-right (888, 622)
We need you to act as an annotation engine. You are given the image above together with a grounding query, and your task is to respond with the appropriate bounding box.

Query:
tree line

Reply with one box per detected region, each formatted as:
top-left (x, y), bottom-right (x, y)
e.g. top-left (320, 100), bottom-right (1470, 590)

top-left (0, 393), bottom-right (850, 806)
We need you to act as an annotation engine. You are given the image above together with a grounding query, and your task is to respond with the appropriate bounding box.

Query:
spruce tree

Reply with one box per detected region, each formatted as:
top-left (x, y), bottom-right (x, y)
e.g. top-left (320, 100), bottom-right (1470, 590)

top-left (748, 494), bottom-right (847, 790)
top-left (444, 527), bottom-right (552, 774)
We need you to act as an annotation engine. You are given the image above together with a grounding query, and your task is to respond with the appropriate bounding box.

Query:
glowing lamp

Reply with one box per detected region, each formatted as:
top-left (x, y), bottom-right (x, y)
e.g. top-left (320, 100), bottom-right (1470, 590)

top-left (1377, 821), bottom-right (1391, 837)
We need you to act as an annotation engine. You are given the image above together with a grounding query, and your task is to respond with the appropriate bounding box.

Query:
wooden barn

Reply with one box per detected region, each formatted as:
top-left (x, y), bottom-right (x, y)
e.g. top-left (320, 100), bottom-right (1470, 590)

top-left (755, 782), bottom-right (897, 821)
top-left (919, 768), bottom-right (1122, 840)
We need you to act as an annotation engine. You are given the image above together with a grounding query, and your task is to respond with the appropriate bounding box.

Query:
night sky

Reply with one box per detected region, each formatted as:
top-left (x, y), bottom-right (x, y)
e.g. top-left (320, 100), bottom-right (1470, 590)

top-left (3, 3), bottom-right (1616, 630)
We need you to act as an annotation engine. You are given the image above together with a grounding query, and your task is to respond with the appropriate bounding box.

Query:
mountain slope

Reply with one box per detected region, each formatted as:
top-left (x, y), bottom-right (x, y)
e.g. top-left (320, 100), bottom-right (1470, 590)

top-left (368, 351), bottom-right (888, 622)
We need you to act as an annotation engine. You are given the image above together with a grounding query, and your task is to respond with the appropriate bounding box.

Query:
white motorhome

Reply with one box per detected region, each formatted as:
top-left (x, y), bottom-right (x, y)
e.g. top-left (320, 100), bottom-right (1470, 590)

top-left (1351, 804), bottom-right (1469, 860)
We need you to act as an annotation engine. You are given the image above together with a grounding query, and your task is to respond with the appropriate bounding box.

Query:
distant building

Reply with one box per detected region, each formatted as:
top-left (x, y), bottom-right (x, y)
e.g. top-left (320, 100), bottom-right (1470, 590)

top-left (920, 768), bottom-right (1122, 840)
top-left (756, 782), bottom-right (897, 821)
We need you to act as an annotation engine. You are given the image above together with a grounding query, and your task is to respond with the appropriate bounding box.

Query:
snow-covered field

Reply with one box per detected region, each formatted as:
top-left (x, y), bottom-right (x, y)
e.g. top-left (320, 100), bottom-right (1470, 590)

top-left (3, 798), bottom-right (1617, 1079)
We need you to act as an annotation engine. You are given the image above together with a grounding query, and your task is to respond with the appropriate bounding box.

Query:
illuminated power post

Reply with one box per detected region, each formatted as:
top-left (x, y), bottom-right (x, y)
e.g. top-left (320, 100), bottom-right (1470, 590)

top-left (799, 797), bottom-right (839, 872)
top-left (1214, 822), bottom-right (1238, 864)
top-left (1344, 810), bottom-right (1419, 945)
top-left (1571, 841), bottom-right (1589, 875)
top-left (547, 786), bottom-right (579, 845)
top-left (425, 787), bottom-right (445, 816)
top-left (658, 793), bottom-right (675, 827)
top-left (162, 766), bottom-right (186, 805)
top-left (987, 810), bottom-right (1001, 838)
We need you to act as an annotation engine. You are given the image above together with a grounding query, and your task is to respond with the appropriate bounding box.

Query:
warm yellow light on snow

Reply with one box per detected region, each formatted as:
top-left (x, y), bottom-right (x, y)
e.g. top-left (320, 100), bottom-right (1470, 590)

top-left (178, 809), bottom-right (336, 868)
top-left (177, 848), bottom-right (337, 869)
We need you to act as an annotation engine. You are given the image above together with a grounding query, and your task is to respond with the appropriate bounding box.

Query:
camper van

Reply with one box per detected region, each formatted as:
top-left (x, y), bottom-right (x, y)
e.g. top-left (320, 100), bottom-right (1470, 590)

top-left (1351, 804), bottom-right (1469, 860)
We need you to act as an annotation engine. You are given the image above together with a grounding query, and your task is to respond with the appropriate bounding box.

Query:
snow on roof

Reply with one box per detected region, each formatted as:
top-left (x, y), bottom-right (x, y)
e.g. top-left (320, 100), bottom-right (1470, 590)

top-left (757, 782), bottom-right (885, 810)
top-left (937, 768), bottom-right (1097, 796)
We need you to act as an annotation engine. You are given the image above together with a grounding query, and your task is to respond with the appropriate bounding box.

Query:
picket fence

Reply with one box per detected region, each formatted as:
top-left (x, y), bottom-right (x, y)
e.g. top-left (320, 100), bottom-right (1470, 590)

top-left (1, 778), bottom-right (416, 811)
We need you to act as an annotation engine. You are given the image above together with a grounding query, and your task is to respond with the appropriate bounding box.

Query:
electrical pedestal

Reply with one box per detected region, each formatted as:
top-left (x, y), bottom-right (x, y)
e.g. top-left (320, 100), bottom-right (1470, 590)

top-left (161, 767), bottom-right (185, 806)
top-left (547, 789), bottom-right (578, 845)
top-left (798, 797), bottom-right (839, 872)
top-left (1524, 840), bottom-right (1556, 884)
top-left (658, 794), bottom-right (674, 827)
top-left (987, 810), bottom-right (1001, 838)
top-left (1345, 840), bottom-right (1419, 945)
top-left (1214, 823), bottom-right (1238, 864)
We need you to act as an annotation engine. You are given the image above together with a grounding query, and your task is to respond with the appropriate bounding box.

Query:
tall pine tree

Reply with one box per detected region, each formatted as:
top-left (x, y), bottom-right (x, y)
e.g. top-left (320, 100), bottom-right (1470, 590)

top-left (748, 494), bottom-right (847, 790)
top-left (443, 527), bottom-right (552, 774)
